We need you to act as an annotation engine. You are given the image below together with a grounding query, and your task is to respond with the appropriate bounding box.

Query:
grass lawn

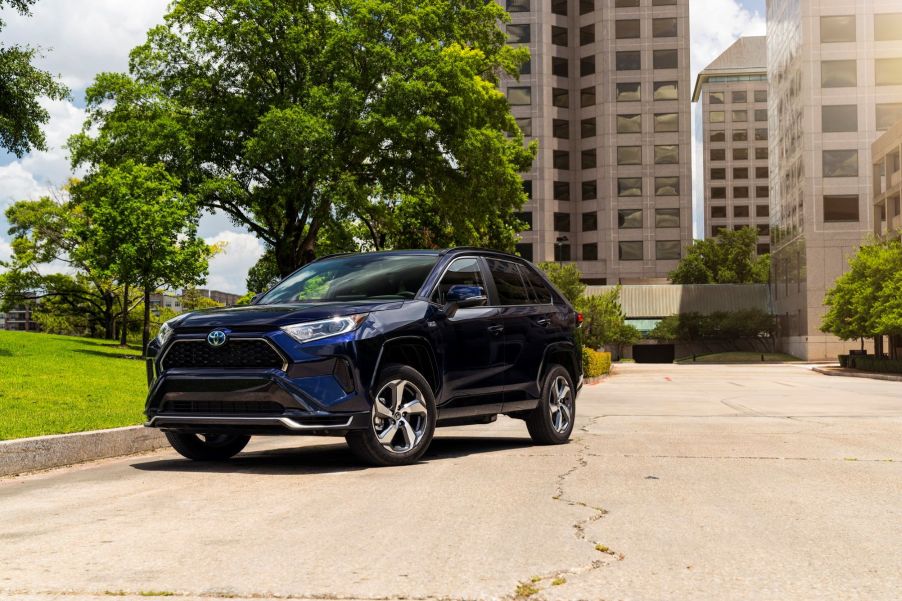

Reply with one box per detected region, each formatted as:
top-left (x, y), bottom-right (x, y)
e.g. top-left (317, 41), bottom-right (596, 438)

top-left (0, 330), bottom-right (148, 440)
top-left (677, 351), bottom-right (800, 364)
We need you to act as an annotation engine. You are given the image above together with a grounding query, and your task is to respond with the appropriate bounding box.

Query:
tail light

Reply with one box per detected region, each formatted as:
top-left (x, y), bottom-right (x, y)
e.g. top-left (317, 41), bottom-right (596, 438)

top-left (576, 312), bottom-right (584, 327)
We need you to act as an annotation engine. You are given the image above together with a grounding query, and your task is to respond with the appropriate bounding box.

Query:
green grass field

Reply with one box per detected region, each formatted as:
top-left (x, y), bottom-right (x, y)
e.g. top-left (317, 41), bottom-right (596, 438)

top-left (677, 351), bottom-right (800, 364)
top-left (0, 330), bottom-right (148, 440)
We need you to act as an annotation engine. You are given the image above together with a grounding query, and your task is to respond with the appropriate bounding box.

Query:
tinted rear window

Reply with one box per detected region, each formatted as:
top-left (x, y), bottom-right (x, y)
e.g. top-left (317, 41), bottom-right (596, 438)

top-left (486, 259), bottom-right (532, 306)
top-left (520, 265), bottom-right (553, 304)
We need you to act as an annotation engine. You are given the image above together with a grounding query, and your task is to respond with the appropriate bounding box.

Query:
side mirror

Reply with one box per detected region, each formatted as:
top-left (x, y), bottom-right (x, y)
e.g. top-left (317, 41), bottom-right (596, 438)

top-left (443, 285), bottom-right (488, 318)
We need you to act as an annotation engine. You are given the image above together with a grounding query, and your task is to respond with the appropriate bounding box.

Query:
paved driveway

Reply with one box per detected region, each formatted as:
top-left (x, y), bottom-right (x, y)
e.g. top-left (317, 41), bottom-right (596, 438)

top-left (1, 364), bottom-right (900, 601)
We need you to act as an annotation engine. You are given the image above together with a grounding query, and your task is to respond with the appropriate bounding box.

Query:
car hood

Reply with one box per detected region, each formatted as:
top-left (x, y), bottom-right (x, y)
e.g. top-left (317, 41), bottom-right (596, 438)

top-left (173, 301), bottom-right (405, 331)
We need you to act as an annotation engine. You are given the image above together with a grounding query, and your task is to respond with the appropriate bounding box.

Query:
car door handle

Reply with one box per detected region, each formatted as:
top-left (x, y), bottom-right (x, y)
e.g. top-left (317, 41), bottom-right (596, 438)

top-left (487, 325), bottom-right (505, 336)
top-left (535, 317), bottom-right (551, 327)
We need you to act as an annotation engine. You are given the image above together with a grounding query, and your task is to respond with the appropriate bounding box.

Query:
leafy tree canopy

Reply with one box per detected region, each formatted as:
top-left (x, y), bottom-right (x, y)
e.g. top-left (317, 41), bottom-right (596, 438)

top-left (669, 228), bottom-right (770, 285)
top-left (71, 0), bottom-right (535, 277)
top-left (538, 262), bottom-right (585, 304)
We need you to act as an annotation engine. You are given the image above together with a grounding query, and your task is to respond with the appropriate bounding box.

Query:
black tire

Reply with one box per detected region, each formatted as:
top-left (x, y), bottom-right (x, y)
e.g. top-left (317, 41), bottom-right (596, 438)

top-left (164, 431), bottom-right (251, 461)
top-left (346, 364), bottom-right (437, 466)
top-left (526, 364), bottom-right (576, 445)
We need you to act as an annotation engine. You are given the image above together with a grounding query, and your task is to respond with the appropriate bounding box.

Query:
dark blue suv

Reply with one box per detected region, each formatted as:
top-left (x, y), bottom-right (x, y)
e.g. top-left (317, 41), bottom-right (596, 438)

top-left (145, 248), bottom-right (582, 466)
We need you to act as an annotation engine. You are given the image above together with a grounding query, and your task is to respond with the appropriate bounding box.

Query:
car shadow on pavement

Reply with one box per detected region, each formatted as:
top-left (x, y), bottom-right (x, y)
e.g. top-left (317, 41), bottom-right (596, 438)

top-left (129, 435), bottom-right (536, 475)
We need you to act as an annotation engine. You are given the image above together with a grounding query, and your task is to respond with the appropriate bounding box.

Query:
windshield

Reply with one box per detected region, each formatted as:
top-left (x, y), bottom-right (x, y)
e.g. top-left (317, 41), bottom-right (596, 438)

top-left (259, 254), bottom-right (439, 304)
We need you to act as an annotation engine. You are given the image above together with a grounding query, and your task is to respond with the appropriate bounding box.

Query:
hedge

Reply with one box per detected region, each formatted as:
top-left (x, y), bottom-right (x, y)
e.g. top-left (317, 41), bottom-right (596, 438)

top-left (583, 347), bottom-right (612, 378)
top-left (838, 354), bottom-right (849, 368)
top-left (847, 356), bottom-right (902, 374)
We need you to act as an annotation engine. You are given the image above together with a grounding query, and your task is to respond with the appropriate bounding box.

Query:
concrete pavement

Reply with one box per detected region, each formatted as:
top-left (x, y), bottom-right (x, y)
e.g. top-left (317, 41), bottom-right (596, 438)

top-left (1, 364), bottom-right (900, 601)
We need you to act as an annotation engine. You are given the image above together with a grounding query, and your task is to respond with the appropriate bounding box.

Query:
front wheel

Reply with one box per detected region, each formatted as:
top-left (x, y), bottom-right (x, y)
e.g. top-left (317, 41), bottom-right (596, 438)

top-left (164, 431), bottom-right (251, 461)
top-left (346, 364), bottom-right (437, 466)
top-left (526, 364), bottom-right (576, 445)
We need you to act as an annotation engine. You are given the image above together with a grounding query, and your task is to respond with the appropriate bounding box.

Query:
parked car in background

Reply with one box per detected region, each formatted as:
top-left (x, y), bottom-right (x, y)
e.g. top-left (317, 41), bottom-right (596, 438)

top-left (144, 248), bottom-right (583, 466)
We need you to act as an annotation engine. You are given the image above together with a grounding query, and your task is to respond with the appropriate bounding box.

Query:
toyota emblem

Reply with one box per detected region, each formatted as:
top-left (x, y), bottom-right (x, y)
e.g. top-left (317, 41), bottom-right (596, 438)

top-left (207, 329), bottom-right (228, 347)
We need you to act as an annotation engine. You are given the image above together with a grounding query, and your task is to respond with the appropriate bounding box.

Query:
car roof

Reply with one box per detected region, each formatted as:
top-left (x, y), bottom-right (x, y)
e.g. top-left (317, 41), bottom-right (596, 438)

top-left (312, 247), bottom-right (526, 263)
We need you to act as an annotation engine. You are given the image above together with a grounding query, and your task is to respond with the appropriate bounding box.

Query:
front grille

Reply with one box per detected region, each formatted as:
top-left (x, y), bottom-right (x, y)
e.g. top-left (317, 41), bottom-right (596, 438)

top-left (162, 339), bottom-right (285, 371)
top-left (161, 400), bottom-right (285, 414)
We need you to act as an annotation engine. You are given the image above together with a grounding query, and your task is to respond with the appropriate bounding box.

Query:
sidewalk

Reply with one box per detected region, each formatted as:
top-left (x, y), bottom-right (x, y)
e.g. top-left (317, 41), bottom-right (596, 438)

top-left (811, 365), bottom-right (902, 382)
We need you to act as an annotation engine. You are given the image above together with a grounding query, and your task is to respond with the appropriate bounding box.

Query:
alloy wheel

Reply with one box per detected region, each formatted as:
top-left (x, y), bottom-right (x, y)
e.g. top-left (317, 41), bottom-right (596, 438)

top-left (548, 375), bottom-right (573, 433)
top-left (372, 379), bottom-right (429, 453)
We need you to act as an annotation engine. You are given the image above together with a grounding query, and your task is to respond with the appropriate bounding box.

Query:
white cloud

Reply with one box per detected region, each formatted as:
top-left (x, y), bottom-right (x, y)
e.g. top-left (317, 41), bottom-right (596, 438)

top-left (204, 230), bottom-right (266, 295)
top-left (0, 237), bottom-right (11, 264)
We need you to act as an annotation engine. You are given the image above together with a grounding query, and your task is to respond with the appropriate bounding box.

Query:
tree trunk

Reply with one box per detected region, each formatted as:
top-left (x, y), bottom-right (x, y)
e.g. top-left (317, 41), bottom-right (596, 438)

top-left (119, 284), bottom-right (129, 347)
top-left (275, 223), bottom-right (320, 277)
top-left (142, 284), bottom-right (152, 357)
top-left (103, 293), bottom-right (115, 340)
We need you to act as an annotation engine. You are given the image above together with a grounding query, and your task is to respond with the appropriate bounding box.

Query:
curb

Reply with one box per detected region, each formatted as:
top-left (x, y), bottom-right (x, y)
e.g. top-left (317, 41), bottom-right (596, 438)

top-left (0, 426), bottom-right (168, 478)
top-left (811, 366), bottom-right (902, 383)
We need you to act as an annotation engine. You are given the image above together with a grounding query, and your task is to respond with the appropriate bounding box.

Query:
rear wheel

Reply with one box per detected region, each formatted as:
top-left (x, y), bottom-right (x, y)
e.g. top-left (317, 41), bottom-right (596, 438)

top-left (526, 364), bottom-right (575, 445)
top-left (346, 364), bottom-right (436, 466)
top-left (164, 431), bottom-right (251, 461)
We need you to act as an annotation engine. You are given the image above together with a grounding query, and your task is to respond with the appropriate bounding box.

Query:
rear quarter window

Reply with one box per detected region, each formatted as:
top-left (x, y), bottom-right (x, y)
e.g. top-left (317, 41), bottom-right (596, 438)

top-left (486, 259), bottom-right (532, 306)
top-left (519, 265), bottom-right (554, 304)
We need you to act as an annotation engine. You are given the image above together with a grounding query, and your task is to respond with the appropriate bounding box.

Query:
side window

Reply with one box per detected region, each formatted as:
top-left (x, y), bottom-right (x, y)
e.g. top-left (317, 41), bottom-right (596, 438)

top-left (431, 258), bottom-right (486, 305)
top-left (519, 265), bottom-right (554, 304)
top-left (487, 259), bottom-right (532, 306)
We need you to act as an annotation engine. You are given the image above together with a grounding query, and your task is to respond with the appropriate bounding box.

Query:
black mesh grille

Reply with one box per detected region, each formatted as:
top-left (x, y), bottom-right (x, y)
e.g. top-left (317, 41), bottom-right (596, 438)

top-left (162, 339), bottom-right (284, 370)
top-left (161, 400), bottom-right (284, 414)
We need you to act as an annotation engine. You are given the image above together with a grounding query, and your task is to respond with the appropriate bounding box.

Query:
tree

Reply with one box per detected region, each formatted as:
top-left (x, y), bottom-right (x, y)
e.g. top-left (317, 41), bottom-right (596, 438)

top-left (538, 262), bottom-right (585, 304)
top-left (670, 228), bottom-right (770, 284)
top-left (181, 288), bottom-right (224, 311)
top-left (577, 286), bottom-right (640, 357)
top-left (72, 161), bottom-right (214, 353)
top-left (71, 0), bottom-right (535, 277)
top-left (0, 0), bottom-right (69, 156)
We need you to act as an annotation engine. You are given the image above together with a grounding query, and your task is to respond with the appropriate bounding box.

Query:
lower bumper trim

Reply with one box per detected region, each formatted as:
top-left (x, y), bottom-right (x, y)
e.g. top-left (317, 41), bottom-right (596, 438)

top-left (146, 415), bottom-right (354, 431)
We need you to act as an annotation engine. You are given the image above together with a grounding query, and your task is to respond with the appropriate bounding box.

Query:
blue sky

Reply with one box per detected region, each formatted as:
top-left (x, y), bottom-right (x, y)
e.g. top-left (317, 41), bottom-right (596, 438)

top-left (0, 0), bottom-right (768, 293)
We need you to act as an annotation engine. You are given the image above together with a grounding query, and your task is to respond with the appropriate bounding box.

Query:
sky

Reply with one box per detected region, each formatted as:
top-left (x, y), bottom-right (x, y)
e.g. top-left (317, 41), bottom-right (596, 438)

top-left (0, 0), bottom-right (766, 294)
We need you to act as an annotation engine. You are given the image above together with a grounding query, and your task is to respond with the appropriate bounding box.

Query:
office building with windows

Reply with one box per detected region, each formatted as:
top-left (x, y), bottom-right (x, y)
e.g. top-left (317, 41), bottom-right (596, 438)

top-left (767, 1), bottom-right (902, 360)
top-left (500, 0), bottom-right (693, 284)
top-left (872, 117), bottom-right (902, 239)
top-left (692, 36), bottom-right (771, 254)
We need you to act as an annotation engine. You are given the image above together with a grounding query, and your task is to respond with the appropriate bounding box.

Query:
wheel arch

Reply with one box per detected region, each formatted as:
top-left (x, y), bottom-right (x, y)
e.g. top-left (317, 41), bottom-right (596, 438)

top-left (371, 336), bottom-right (441, 397)
top-left (538, 342), bottom-right (581, 391)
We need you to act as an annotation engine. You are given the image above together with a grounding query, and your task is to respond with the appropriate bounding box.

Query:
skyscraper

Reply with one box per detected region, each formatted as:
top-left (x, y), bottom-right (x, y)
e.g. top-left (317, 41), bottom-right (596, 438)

top-left (767, 0), bottom-right (902, 360)
top-left (692, 36), bottom-right (771, 255)
top-left (500, 0), bottom-right (693, 285)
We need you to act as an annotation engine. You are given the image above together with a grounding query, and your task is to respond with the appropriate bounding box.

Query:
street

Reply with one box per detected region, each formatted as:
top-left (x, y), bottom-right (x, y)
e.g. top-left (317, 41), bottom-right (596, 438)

top-left (1, 364), bottom-right (900, 601)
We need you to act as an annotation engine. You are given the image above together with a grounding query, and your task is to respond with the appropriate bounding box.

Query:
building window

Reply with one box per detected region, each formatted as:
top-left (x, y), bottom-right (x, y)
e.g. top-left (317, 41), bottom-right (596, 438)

top-left (579, 0), bottom-right (594, 14)
top-left (755, 167), bottom-right (769, 179)
top-left (757, 244), bottom-right (770, 255)
top-left (617, 146), bottom-right (642, 165)
top-left (506, 0), bottom-right (530, 12)
top-left (618, 208), bottom-right (643, 228)
top-left (516, 117), bottom-right (532, 137)
top-left (875, 13), bottom-right (902, 41)
top-left (515, 211), bottom-right (533, 230)
top-left (756, 186), bottom-right (769, 199)
top-left (876, 58), bottom-right (902, 86)
top-left (733, 147), bottom-right (748, 161)
top-left (823, 195), bottom-right (859, 222)
top-left (755, 147), bottom-right (768, 160)
top-left (553, 150), bottom-right (570, 170)
top-left (617, 114), bottom-right (642, 134)
top-left (877, 103), bottom-right (902, 131)
top-left (519, 59), bottom-right (531, 75)
top-left (616, 51), bottom-right (641, 71)
top-left (551, 0), bottom-right (567, 15)
top-left (734, 167), bottom-right (749, 179)
top-left (582, 181), bottom-right (598, 200)
top-left (754, 90), bottom-right (768, 103)
top-left (711, 187), bottom-right (727, 200)
top-left (734, 186), bottom-right (750, 199)
top-left (554, 243), bottom-right (571, 262)
top-left (732, 91), bottom-right (747, 103)
top-left (654, 81), bottom-right (678, 100)
top-left (507, 87), bottom-right (531, 106)
top-left (582, 212), bottom-right (598, 231)
top-left (734, 205), bottom-right (750, 218)
top-left (653, 49), bottom-right (678, 69)
top-left (581, 118), bottom-right (597, 138)
top-left (580, 86), bottom-right (596, 107)
top-left (756, 204), bottom-right (769, 217)
top-left (522, 180), bottom-right (532, 199)
top-left (821, 15), bottom-right (856, 43)
top-left (655, 208), bottom-right (680, 228)
top-left (656, 240), bottom-right (681, 260)
top-left (710, 111), bottom-right (725, 123)
top-left (616, 19), bottom-right (640, 39)
top-left (552, 25), bottom-right (568, 46)
top-left (757, 224), bottom-right (770, 236)
top-left (711, 225), bottom-right (728, 236)
top-left (617, 178), bottom-right (642, 197)
top-left (655, 145), bottom-right (679, 164)
top-left (616, 82), bottom-right (641, 102)
top-left (615, 0), bottom-right (639, 6)
top-left (554, 212), bottom-right (571, 232)
top-left (553, 181), bottom-right (571, 200)
top-left (652, 0), bottom-right (678, 4)
top-left (655, 177), bottom-right (679, 196)
top-left (711, 206), bottom-right (727, 218)
top-left (653, 18), bottom-right (678, 38)
top-left (580, 24), bottom-right (595, 46)
top-left (710, 131), bottom-right (725, 142)
top-left (654, 113), bottom-right (678, 132)
top-left (552, 87), bottom-right (569, 108)
top-left (822, 105), bottom-right (857, 132)
top-left (732, 110), bottom-right (748, 122)
top-left (552, 56), bottom-right (569, 77)
top-left (711, 168), bottom-right (726, 180)
top-left (553, 119), bottom-right (569, 139)
top-left (618, 241), bottom-right (644, 261)
top-left (580, 56), bottom-right (596, 77)
top-left (581, 149), bottom-right (597, 169)
top-left (821, 60), bottom-right (857, 87)
top-left (507, 24), bottom-right (530, 44)
top-left (754, 109), bottom-right (767, 122)
top-left (582, 243), bottom-right (598, 261)
top-left (755, 128), bottom-right (768, 141)
top-left (515, 243), bottom-right (533, 262)
top-left (733, 130), bottom-right (748, 142)
top-left (709, 91), bottom-right (724, 104)
top-left (823, 149), bottom-right (858, 177)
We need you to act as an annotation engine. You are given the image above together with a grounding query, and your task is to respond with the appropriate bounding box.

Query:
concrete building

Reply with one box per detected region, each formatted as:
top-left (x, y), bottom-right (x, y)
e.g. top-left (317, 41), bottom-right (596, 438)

top-left (872, 117), bottom-right (902, 239)
top-left (692, 36), bottom-right (771, 254)
top-left (2, 305), bottom-right (39, 332)
top-left (501, 0), bottom-right (693, 284)
top-left (767, 0), bottom-right (902, 360)
top-left (148, 289), bottom-right (242, 315)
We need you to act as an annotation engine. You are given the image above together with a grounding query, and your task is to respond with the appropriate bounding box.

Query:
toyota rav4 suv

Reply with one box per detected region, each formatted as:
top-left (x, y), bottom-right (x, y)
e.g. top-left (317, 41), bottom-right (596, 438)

top-left (145, 248), bottom-right (582, 466)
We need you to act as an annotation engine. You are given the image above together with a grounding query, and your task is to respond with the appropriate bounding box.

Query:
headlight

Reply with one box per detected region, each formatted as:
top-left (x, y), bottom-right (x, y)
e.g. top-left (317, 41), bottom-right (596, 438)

top-left (281, 314), bottom-right (368, 344)
top-left (156, 319), bottom-right (177, 347)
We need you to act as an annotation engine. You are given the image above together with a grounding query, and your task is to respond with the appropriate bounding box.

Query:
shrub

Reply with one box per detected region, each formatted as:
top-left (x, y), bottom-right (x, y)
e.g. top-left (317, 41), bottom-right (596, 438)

top-left (583, 347), bottom-right (612, 378)
top-left (848, 356), bottom-right (902, 374)
top-left (838, 354), bottom-right (849, 368)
